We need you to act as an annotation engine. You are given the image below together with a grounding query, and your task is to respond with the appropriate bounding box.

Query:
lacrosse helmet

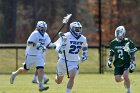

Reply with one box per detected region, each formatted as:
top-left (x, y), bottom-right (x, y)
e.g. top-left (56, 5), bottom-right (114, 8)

top-left (70, 22), bottom-right (82, 38)
top-left (36, 21), bottom-right (47, 33)
top-left (115, 26), bottom-right (126, 42)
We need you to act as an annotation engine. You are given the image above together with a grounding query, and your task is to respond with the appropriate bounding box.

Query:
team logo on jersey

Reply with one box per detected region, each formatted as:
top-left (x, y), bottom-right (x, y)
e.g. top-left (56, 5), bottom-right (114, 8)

top-left (70, 41), bottom-right (83, 45)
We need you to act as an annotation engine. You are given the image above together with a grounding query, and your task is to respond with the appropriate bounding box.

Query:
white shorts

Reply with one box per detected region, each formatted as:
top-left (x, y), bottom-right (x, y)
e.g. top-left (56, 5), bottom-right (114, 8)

top-left (24, 54), bottom-right (45, 69)
top-left (56, 58), bottom-right (79, 76)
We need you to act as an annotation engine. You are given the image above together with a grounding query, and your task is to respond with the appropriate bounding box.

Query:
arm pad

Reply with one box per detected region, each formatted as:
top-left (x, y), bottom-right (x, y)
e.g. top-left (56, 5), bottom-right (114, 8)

top-left (82, 47), bottom-right (88, 56)
top-left (130, 53), bottom-right (135, 61)
top-left (27, 41), bottom-right (36, 47)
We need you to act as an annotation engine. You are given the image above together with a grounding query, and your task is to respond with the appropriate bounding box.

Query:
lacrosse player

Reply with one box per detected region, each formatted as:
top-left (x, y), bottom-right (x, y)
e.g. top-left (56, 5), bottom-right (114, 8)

top-left (55, 22), bottom-right (88, 93)
top-left (10, 21), bottom-right (53, 92)
top-left (107, 26), bottom-right (137, 93)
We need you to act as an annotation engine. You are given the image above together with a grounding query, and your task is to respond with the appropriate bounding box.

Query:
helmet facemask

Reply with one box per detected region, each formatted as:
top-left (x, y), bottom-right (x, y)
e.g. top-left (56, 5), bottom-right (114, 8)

top-left (70, 22), bottom-right (82, 38)
top-left (71, 27), bottom-right (82, 37)
top-left (115, 26), bottom-right (126, 42)
top-left (36, 21), bottom-right (47, 35)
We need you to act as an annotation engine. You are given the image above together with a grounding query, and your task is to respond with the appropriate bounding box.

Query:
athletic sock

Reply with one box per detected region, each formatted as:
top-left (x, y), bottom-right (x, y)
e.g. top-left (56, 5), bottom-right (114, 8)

top-left (43, 75), bottom-right (48, 80)
top-left (39, 82), bottom-right (43, 88)
top-left (127, 88), bottom-right (130, 93)
top-left (66, 88), bottom-right (71, 93)
top-left (33, 76), bottom-right (36, 81)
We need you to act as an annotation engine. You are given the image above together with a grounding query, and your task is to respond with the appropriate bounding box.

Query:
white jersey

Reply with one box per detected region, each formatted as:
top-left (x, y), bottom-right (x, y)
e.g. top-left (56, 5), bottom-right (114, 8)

top-left (26, 30), bottom-right (51, 56)
top-left (55, 32), bottom-right (88, 61)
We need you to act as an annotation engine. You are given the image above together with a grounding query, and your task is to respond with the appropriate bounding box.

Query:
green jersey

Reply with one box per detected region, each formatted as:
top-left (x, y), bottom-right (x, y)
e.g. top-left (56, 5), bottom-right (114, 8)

top-left (109, 38), bottom-right (137, 67)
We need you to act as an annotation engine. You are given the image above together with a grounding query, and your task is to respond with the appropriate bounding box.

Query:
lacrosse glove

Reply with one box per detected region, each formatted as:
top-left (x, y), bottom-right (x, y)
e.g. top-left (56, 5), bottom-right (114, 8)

top-left (36, 43), bottom-right (46, 52)
top-left (129, 62), bottom-right (136, 73)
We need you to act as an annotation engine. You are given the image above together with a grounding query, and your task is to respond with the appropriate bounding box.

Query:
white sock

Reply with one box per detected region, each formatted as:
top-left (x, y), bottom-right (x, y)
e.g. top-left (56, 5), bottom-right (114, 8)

top-left (127, 88), bottom-right (130, 92)
top-left (66, 88), bottom-right (71, 93)
top-left (39, 82), bottom-right (43, 88)
top-left (43, 75), bottom-right (48, 80)
top-left (33, 76), bottom-right (36, 81)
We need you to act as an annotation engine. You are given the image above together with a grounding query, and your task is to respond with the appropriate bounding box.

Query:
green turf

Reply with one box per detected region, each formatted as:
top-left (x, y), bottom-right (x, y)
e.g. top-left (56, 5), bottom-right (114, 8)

top-left (0, 48), bottom-right (140, 74)
top-left (0, 74), bottom-right (140, 93)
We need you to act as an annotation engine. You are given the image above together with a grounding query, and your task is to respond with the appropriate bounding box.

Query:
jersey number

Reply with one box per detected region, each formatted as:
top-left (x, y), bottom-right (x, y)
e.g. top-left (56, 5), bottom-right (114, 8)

top-left (117, 49), bottom-right (123, 60)
top-left (69, 45), bottom-right (81, 54)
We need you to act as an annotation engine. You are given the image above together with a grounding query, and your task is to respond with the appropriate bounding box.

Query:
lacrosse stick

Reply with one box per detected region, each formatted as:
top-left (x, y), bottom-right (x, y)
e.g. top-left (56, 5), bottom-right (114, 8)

top-left (59, 32), bottom-right (69, 78)
top-left (123, 42), bottom-right (130, 54)
top-left (51, 14), bottom-right (72, 42)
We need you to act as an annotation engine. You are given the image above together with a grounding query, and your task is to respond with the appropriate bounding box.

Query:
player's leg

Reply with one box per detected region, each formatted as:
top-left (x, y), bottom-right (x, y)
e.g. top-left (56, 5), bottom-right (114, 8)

top-left (66, 68), bottom-right (77, 93)
top-left (10, 65), bottom-right (28, 84)
top-left (36, 58), bottom-right (49, 91)
top-left (115, 75), bottom-right (124, 82)
top-left (55, 59), bottom-right (65, 84)
top-left (10, 55), bottom-right (35, 84)
top-left (55, 75), bottom-right (64, 84)
top-left (123, 69), bottom-right (130, 93)
top-left (32, 70), bottom-right (38, 83)
top-left (37, 66), bottom-right (49, 91)
top-left (114, 66), bottom-right (124, 82)
top-left (65, 61), bottom-right (79, 93)
top-left (43, 74), bottom-right (49, 84)
top-left (32, 70), bottom-right (49, 84)
top-left (123, 63), bottom-right (131, 93)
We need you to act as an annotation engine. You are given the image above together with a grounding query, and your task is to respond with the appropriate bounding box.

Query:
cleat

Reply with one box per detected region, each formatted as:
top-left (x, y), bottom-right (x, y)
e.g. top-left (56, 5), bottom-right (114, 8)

top-left (32, 79), bottom-right (38, 83)
top-left (39, 86), bottom-right (49, 92)
top-left (127, 91), bottom-right (131, 93)
top-left (44, 78), bottom-right (49, 84)
top-left (10, 72), bottom-right (16, 84)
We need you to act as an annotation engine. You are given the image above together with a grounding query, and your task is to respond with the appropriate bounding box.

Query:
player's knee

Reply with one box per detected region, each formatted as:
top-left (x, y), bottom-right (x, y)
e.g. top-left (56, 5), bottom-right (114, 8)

top-left (55, 79), bottom-right (62, 84)
top-left (115, 77), bottom-right (122, 82)
top-left (55, 78), bottom-right (62, 84)
top-left (55, 76), bottom-right (63, 84)
top-left (69, 75), bottom-right (75, 81)
top-left (123, 75), bottom-right (129, 81)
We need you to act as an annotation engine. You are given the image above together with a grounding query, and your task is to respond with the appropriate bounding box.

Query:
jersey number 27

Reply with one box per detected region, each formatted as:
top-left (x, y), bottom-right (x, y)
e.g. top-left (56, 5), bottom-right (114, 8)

top-left (69, 45), bottom-right (81, 54)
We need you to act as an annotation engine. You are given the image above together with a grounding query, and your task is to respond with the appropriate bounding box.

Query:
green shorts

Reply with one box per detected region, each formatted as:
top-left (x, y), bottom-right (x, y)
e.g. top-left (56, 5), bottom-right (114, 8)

top-left (114, 62), bottom-right (130, 75)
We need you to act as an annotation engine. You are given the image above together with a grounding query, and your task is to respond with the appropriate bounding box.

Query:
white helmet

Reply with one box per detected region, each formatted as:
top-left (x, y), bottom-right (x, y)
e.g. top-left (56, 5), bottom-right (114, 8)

top-left (36, 21), bottom-right (47, 32)
top-left (70, 22), bottom-right (82, 38)
top-left (115, 26), bottom-right (126, 41)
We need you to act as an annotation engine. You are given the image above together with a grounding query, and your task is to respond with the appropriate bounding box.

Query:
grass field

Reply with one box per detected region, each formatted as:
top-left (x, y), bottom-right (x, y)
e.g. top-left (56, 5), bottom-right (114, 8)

top-left (0, 73), bottom-right (140, 93)
top-left (0, 46), bottom-right (140, 93)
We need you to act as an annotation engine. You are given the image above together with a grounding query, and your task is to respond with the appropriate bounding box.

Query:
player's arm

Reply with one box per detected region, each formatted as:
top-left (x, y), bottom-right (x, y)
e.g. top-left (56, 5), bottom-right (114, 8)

top-left (27, 41), bottom-right (36, 47)
top-left (107, 49), bottom-right (114, 68)
top-left (46, 42), bottom-right (56, 49)
top-left (129, 40), bottom-right (137, 73)
top-left (27, 32), bottom-right (37, 47)
top-left (81, 38), bottom-right (88, 62)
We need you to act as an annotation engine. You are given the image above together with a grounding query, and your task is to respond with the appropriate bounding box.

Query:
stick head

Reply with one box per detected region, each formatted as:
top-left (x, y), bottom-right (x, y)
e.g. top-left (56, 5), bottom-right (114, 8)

top-left (62, 14), bottom-right (72, 23)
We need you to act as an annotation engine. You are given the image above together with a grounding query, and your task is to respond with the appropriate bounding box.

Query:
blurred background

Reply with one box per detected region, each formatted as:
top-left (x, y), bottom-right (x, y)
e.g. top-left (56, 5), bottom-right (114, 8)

top-left (0, 0), bottom-right (140, 74)
top-left (0, 0), bottom-right (140, 45)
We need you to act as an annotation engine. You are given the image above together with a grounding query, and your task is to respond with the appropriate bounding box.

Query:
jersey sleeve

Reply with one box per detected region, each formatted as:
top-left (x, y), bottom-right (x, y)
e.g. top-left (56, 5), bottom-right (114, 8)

top-left (82, 37), bottom-right (88, 48)
top-left (129, 40), bottom-right (137, 53)
top-left (27, 32), bottom-right (38, 43)
top-left (109, 41), bottom-right (114, 53)
top-left (46, 34), bottom-right (51, 46)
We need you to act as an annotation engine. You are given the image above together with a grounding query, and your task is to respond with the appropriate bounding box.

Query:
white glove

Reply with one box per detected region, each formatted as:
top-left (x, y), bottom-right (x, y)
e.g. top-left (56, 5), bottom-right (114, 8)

top-left (129, 62), bottom-right (136, 73)
top-left (58, 43), bottom-right (66, 54)
top-left (107, 60), bottom-right (112, 68)
top-left (81, 55), bottom-right (87, 62)
top-left (62, 36), bottom-right (67, 42)
top-left (36, 43), bottom-right (46, 51)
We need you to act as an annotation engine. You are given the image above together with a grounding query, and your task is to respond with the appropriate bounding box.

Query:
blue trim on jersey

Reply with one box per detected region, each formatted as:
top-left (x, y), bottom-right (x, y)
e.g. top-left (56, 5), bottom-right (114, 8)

top-left (38, 30), bottom-right (44, 37)
top-left (70, 30), bottom-right (81, 39)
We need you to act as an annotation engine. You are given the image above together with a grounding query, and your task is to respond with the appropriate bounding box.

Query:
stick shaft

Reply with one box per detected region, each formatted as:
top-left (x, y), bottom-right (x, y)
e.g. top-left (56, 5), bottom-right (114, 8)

top-left (63, 50), bottom-right (69, 78)
top-left (51, 24), bottom-right (65, 42)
